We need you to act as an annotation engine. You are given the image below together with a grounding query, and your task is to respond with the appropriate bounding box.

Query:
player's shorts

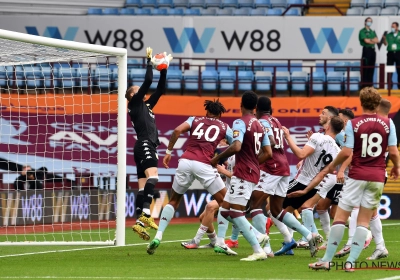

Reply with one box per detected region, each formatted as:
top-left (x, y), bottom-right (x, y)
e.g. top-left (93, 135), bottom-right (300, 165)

top-left (172, 159), bottom-right (225, 196)
top-left (338, 178), bottom-right (384, 211)
top-left (326, 184), bottom-right (343, 205)
top-left (255, 171), bottom-right (289, 198)
top-left (316, 174), bottom-right (337, 199)
top-left (134, 139), bottom-right (158, 179)
top-left (283, 180), bottom-right (317, 210)
top-left (223, 176), bottom-right (255, 207)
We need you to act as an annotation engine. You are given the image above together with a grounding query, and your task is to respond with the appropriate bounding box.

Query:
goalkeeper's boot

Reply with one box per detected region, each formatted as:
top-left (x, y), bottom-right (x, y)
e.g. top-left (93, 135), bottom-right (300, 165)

top-left (132, 222), bottom-right (150, 241)
top-left (147, 238), bottom-right (160, 255)
top-left (138, 212), bottom-right (158, 230)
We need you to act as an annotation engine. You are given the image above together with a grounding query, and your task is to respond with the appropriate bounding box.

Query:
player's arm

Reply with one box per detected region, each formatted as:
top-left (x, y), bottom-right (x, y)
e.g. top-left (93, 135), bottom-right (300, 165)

top-left (388, 119), bottom-right (400, 179)
top-left (225, 126), bottom-right (234, 145)
top-left (259, 119), bottom-right (276, 148)
top-left (211, 120), bottom-right (245, 167)
top-left (146, 69), bottom-right (167, 109)
top-left (258, 133), bottom-right (272, 164)
top-left (336, 152), bottom-right (352, 184)
top-left (288, 173), bottom-right (336, 198)
top-left (329, 121), bottom-right (354, 169)
top-left (282, 126), bottom-right (315, 160)
top-left (163, 117), bottom-right (193, 168)
top-left (216, 164), bottom-right (232, 178)
top-left (130, 47), bottom-right (153, 104)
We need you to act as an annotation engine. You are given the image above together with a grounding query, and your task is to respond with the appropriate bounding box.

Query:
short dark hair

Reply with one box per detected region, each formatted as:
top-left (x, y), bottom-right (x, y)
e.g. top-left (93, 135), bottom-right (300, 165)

top-left (330, 116), bottom-right (344, 134)
top-left (393, 22), bottom-right (399, 28)
top-left (256, 96), bottom-right (272, 113)
top-left (324, 106), bottom-right (339, 116)
top-left (204, 99), bottom-right (227, 116)
top-left (241, 91), bottom-right (258, 110)
top-left (378, 99), bottom-right (392, 115)
top-left (339, 109), bottom-right (355, 120)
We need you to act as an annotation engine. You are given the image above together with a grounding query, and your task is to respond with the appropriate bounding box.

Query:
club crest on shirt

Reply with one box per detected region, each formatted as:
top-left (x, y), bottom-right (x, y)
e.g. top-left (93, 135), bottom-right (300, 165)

top-left (233, 130), bottom-right (240, 138)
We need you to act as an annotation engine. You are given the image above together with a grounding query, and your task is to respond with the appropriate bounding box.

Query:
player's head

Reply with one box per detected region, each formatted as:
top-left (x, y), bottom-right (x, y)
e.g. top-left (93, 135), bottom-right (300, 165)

top-left (21, 165), bottom-right (31, 176)
top-left (327, 116), bottom-right (344, 135)
top-left (204, 99), bottom-right (227, 119)
top-left (319, 106), bottom-right (339, 126)
top-left (256, 96), bottom-right (271, 118)
top-left (359, 87), bottom-right (381, 112)
top-left (339, 109), bottom-right (355, 126)
top-left (125, 86), bottom-right (144, 102)
top-left (241, 91), bottom-right (258, 113)
top-left (377, 98), bottom-right (391, 118)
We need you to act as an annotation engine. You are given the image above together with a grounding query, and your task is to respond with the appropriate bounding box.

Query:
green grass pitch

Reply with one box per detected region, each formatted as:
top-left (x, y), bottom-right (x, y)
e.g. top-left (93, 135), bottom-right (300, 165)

top-left (0, 220), bottom-right (400, 280)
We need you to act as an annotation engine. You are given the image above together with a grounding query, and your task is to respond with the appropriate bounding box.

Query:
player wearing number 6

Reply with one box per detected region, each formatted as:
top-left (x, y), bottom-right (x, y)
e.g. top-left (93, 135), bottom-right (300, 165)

top-left (309, 87), bottom-right (400, 272)
top-left (146, 99), bottom-right (233, 255)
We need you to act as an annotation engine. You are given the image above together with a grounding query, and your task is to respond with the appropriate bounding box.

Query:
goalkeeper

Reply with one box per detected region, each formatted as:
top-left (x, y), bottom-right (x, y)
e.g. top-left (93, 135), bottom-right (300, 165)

top-left (125, 47), bottom-right (173, 240)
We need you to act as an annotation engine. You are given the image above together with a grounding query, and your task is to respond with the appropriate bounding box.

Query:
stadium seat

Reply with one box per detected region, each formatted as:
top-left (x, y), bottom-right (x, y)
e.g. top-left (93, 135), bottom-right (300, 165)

top-left (166, 70), bottom-right (182, 90)
top-left (189, 0), bottom-right (206, 7)
top-left (238, 0), bottom-right (254, 8)
top-left (40, 66), bottom-right (54, 88)
top-left (152, 8), bottom-right (168, 14)
top-left (202, 70), bottom-right (218, 90)
top-left (311, 72), bottom-right (325, 92)
top-left (127, 59), bottom-right (140, 68)
top-left (174, 0), bottom-right (189, 7)
top-left (250, 7), bottom-right (268, 15)
top-left (233, 7), bottom-right (251, 15)
top-left (217, 8), bottom-right (234, 14)
top-left (238, 71), bottom-right (254, 91)
top-left (87, 8), bottom-right (103, 15)
top-left (350, 61), bottom-right (361, 71)
top-left (275, 71), bottom-right (290, 91)
top-left (135, 8), bottom-right (152, 14)
top-left (222, 0), bottom-right (239, 8)
top-left (76, 67), bottom-right (91, 88)
top-left (201, 8), bottom-right (217, 14)
top-left (270, 0), bottom-right (287, 8)
top-left (245, 61), bottom-right (263, 71)
top-left (368, 0), bottom-right (384, 7)
top-left (285, 7), bottom-right (301, 15)
top-left (129, 69), bottom-right (146, 86)
top-left (183, 70), bottom-right (200, 90)
top-left (363, 7), bottom-right (381, 14)
top-left (158, 0), bottom-right (174, 7)
top-left (0, 66), bottom-right (11, 88)
top-left (287, 0), bottom-right (305, 5)
top-left (334, 61), bottom-right (350, 72)
top-left (380, 6), bottom-right (398, 14)
top-left (219, 70), bottom-right (236, 90)
top-left (385, 0), bottom-right (400, 7)
top-left (344, 71), bottom-right (361, 92)
top-left (267, 7), bottom-right (283, 15)
top-left (103, 8), bottom-right (119, 15)
top-left (169, 8), bottom-right (185, 14)
top-left (327, 72), bottom-right (343, 92)
top-left (346, 7), bottom-right (364, 15)
top-left (120, 8), bottom-right (136, 14)
top-left (350, 0), bottom-right (367, 7)
top-left (150, 71), bottom-right (160, 90)
top-left (185, 8), bottom-right (201, 14)
top-left (58, 68), bottom-right (76, 89)
top-left (229, 61), bottom-right (246, 71)
top-left (142, 0), bottom-right (158, 7)
top-left (255, 71), bottom-right (272, 91)
top-left (291, 71), bottom-right (308, 91)
top-left (94, 67), bottom-right (113, 90)
top-left (126, 0), bottom-right (142, 7)
top-left (25, 66), bottom-right (44, 88)
top-left (205, 0), bottom-right (222, 7)
top-left (254, 0), bottom-right (270, 7)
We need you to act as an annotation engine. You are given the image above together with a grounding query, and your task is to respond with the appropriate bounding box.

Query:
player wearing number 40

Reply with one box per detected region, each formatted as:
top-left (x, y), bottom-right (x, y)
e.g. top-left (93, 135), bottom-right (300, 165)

top-left (146, 99), bottom-right (234, 255)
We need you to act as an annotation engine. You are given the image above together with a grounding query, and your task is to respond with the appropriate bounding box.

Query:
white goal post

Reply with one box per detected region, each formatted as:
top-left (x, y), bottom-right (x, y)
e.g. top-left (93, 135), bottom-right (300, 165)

top-left (0, 29), bottom-right (127, 246)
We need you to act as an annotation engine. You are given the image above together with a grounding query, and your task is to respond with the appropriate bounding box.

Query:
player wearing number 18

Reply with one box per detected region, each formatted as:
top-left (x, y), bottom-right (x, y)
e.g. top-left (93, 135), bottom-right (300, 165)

top-left (146, 99), bottom-right (233, 255)
top-left (309, 87), bottom-right (400, 272)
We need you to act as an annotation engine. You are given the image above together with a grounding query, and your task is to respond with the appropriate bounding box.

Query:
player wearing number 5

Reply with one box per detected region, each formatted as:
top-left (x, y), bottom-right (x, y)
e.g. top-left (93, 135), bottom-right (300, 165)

top-left (146, 100), bottom-right (233, 255)
top-left (383, 22), bottom-right (400, 89)
top-left (309, 87), bottom-right (400, 272)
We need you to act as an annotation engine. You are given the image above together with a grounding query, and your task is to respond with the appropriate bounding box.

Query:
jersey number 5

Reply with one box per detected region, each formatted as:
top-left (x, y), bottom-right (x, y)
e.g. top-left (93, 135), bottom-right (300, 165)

top-left (254, 132), bottom-right (263, 155)
top-left (193, 123), bottom-right (220, 142)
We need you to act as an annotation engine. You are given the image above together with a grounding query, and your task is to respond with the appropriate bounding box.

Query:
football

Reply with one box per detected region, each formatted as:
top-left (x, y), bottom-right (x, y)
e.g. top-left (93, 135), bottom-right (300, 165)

top-left (152, 53), bottom-right (169, 71)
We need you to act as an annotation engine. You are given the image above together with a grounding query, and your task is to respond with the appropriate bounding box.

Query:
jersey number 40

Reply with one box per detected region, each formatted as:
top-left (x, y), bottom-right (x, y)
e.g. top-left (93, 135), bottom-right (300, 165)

top-left (193, 122), bottom-right (220, 142)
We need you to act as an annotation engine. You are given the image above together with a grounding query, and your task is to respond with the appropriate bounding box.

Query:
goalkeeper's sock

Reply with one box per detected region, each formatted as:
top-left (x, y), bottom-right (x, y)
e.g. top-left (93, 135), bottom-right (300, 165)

top-left (135, 189), bottom-right (144, 218)
top-left (154, 204), bottom-right (174, 241)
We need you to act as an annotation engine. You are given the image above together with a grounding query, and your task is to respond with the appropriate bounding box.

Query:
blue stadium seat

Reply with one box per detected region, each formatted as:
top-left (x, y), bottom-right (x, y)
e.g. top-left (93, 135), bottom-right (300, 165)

top-left (344, 71), bottom-right (361, 92)
top-left (76, 67), bottom-right (91, 88)
top-left (291, 71), bottom-right (308, 91)
top-left (88, 8), bottom-right (103, 15)
top-left (58, 68), bottom-right (76, 89)
top-left (129, 69), bottom-right (146, 86)
top-left (350, 61), bottom-right (361, 71)
top-left (368, 0), bottom-right (384, 7)
top-left (229, 61), bottom-right (246, 71)
top-left (380, 6), bottom-right (398, 14)
top-left (385, 0), bottom-right (400, 7)
top-left (185, 8), bottom-right (201, 14)
top-left (233, 7), bottom-right (251, 14)
top-left (205, 0), bottom-right (221, 7)
top-left (126, 0), bottom-right (142, 7)
top-left (219, 71), bottom-right (236, 90)
top-left (222, 0), bottom-right (238, 7)
top-left (169, 7), bottom-right (185, 14)
top-left (238, 71), bottom-right (254, 91)
top-left (166, 70), bottom-right (182, 90)
top-left (135, 8), bottom-right (152, 14)
top-left (120, 8), bottom-right (136, 14)
top-left (189, 0), bottom-right (206, 7)
top-left (127, 59), bottom-right (141, 69)
top-left (255, 71), bottom-right (272, 91)
top-left (40, 66), bottom-right (54, 88)
top-left (142, 0), bottom-right (158, 7)
top-left (94, 67), bottom-right (113, 90)
top-left (287, 0), bottom-right (304, 5)
top-left (25, 66), bottom-right (44, 88)
top-left (267, 7), bottom-right (283, 14)
top-left (254, 0), bottom-right (270, 7)
top-left (251, 7), bottom-right (268, 14)
top-left (183, 70), bottom-right (200, 90)
top-left (350, 0), bottom-right (366, 7)
top-left (149, 71), bottom-right (160, 90)
top-left (158, 0), bottom-right (173, 7)
top-left (152, 8), bottom-right (168, 14)
top-left (327, 72), bottom-right (343, 92)
top-left (238, 0), bottom-right (254, 8)
top-left (206, 62), bottom-right (217, 70)
top-left (270, 0), bottom-right (286, 8)
top-left (285, 7), bottom-right (301, 15)
top-left (245, 61), bottom-right (263, 71)
top-left (275, 71), bottom-right (290, 91)
top-left (311, 72), bottom-right (325, 92)
top-left (217, 8), bottom-right (234, 14)
top-left (103, 8), bottom-right (120, 15)
top-left (334, 61), bottom-right (350, 72)
top-left (346, 7), bottom-right (364, 15)
top-left (363, 7), bottom-right (381, 14)
top-left (201, 8), bottom-right (217, 14)
top-left (202, 70), bottom-right (218, 90)
top-left (174, 0), bottom-right (189, 7)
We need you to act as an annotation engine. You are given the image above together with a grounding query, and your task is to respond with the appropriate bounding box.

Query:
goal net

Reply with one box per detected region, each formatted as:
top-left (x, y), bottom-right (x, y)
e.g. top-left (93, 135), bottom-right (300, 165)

top-left (0, 29), bottom-right (127, 246)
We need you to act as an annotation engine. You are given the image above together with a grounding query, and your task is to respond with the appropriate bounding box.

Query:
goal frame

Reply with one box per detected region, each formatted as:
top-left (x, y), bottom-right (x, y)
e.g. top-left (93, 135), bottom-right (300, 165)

top-left (0, 29), bottom-right (127, 246)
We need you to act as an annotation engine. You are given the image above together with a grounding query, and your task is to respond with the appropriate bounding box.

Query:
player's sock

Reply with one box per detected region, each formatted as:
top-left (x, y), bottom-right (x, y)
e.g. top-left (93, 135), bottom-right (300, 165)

top-left (270, 215), bottom-right (292, 243)
top-left (370, 214), bottom-right (385, 250)
top-left (207, 231), bottom-right (217, 245)
top-left (143, 176), bottom-right (158, 214)
top-left (278, 210), bottom-right (311, 240)
top-left (302, 208), bottom-right (316, 235)
top-left (347, 208), bottom-right (359, 246)
top-left (321, 222), bottom-right (346, 262)
top-left (231, 209), bottom-right (263, 253)
top-left (251, 209), bottom-right (267, 234)
top-left (193, 224), bottom-right (208, 245)
top-left (346, 226), bottom-right (369, 263)
top-left (231, 224), bottom-right (240, 241)
top-left (216, 207), bottom-right (230, 246)
top-left (299, 212), bottom-right (308, 242)
top-left (135, 189), bottom-right (144, 218)
top-left (288, 227), bottom-right (294, 238)
top-left (154, 204), bottom-right (174, 240)
top-left (318, 210), bottom-right (331, 238)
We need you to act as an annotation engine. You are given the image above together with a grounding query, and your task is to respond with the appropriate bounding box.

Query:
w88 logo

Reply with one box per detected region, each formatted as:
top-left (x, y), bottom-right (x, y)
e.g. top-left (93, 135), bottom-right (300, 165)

top-left (378, 195), bottom-right (391, 220)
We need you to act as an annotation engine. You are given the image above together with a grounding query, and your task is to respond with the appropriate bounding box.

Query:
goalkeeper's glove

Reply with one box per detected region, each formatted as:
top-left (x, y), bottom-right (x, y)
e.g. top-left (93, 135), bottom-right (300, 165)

top-left (146, 47), bottom-right (153, 58)
top-left (163, 52), bottom-right (173, 62)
